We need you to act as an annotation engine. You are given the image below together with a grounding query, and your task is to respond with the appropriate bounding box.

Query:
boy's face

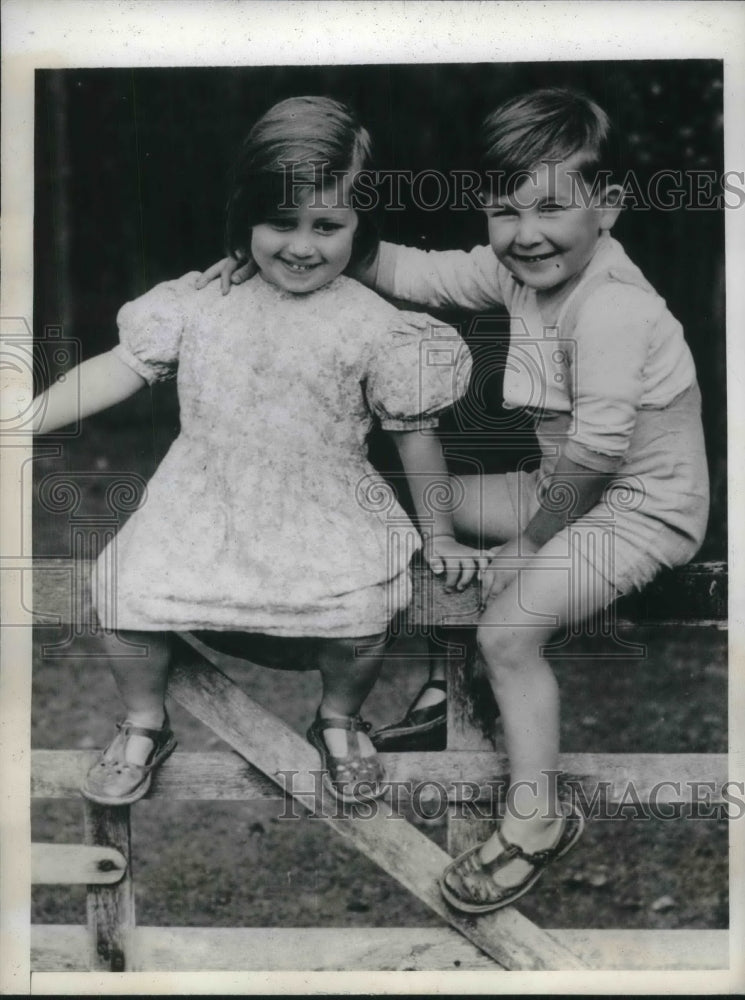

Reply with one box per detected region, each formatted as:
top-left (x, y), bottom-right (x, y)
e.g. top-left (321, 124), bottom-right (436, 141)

top-left (481, 155), bottom-right (622, 292)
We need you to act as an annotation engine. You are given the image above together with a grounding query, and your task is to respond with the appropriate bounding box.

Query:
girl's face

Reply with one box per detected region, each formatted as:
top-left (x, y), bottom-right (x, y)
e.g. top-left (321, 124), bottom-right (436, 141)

top-left (251, 183), bottom-right (359, 295)
top-left (481, 155), bottom-right (622, 293)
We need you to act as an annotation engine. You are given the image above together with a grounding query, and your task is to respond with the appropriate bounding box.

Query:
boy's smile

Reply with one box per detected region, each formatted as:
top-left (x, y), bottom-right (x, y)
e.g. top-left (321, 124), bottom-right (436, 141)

top-left (251, 187), bottom-right (358, 294)
top-left (481, 155), bottom-right (622, 292)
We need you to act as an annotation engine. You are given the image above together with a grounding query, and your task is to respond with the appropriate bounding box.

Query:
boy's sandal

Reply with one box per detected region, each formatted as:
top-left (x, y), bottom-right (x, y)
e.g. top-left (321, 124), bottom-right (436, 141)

top-left (371, 679), bottom-right (447, 752)
top-left (307, 712), bottom-right (387, 803)
top-left (81, 715), bottom-right (177, 806)
top-left (439, 801), bottom-right (585, 913)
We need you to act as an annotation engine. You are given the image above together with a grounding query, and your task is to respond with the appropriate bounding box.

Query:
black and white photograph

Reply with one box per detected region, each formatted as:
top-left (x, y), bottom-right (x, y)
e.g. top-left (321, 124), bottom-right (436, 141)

top-left (2, 1), bottom-right (744, 994)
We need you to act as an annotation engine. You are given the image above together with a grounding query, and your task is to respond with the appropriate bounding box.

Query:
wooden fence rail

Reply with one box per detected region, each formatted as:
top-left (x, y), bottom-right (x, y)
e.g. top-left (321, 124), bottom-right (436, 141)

top-left (30, 559), bottom-right (729, 973)
top-left (32, 749), bottom-right (729, 806)
top-left (30, 926), bottom-right (729, 974)
top-left (28, 559), bottom-right (728, 630)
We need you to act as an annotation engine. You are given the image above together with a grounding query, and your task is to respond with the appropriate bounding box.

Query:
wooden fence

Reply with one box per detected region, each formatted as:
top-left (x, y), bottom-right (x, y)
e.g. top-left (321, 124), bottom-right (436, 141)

top-left (30, 558), bottom-right (728, 972)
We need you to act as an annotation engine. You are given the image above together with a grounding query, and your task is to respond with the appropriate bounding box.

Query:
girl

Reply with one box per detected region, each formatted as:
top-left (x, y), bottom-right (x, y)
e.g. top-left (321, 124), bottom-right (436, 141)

top-left (203, 89), bottom-right (710, 908)
top-left (33, 96), bottom-right (484, 806)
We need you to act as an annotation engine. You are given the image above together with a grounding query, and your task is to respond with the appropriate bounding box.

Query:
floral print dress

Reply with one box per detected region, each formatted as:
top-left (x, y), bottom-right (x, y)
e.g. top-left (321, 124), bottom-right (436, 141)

top-left (93, 272), bottom-right (470, 637)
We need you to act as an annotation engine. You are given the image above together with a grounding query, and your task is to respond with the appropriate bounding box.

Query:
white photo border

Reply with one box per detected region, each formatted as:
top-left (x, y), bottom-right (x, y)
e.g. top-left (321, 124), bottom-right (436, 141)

top-left (2, 1), bottom-right (744, 995)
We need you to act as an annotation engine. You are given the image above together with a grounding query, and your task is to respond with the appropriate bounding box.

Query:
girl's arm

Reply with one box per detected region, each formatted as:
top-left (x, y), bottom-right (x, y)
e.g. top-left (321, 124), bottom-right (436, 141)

top-left (482, 454), bottom-right (613, 601)
top-left (34, 350), bottom-right (146, 434)
top-left (389, 428), bottom-right (489, 592)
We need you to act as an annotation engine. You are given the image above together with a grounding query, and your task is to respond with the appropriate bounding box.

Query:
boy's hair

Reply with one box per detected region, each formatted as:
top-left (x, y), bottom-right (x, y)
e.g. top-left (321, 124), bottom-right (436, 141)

top-left (479, 88), bottom-right (621, 197)
top-left (225, 96), bottom-right (378, 267)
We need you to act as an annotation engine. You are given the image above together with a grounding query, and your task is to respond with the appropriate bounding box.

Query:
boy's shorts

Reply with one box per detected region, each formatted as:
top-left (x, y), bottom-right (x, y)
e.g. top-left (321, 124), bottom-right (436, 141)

top-left (502, 382), bottom-right (709, 597)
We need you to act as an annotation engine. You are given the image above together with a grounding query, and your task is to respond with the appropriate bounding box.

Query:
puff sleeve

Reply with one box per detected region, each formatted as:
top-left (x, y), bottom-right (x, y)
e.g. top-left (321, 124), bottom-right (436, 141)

top-left (366, 312), bottom-right (472, 431)
top-left (111, 272), bottom-right (198, 384)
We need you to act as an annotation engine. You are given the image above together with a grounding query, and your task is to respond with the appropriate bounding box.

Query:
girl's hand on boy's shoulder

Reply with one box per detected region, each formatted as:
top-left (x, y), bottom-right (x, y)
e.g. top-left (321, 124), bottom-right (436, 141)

top-left (194, 256), bottom-right (255, 295)
top-left (424, 535), bottom-right (490, 593)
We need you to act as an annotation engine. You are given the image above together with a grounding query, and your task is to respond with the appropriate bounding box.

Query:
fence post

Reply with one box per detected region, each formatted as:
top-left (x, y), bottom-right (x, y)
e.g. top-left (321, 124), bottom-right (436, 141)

top-left (83, 801), bottom-right (135, 972)
top-left (445, 626), bottom-right (501, 857)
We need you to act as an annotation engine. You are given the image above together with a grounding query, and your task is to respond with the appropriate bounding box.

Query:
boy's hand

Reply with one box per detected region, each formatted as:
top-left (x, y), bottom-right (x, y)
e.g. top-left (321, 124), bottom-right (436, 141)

top-left (478, 535), bottom-right (539, 606)
top-left (194, 256), bottom-right (255, 295)
top-left (424, 535), bottom-right (490, 593)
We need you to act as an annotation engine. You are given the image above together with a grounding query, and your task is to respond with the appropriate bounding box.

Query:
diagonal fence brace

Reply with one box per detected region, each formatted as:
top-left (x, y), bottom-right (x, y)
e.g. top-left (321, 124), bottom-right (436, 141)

top-left (167, 633), bottom-right (588, 972)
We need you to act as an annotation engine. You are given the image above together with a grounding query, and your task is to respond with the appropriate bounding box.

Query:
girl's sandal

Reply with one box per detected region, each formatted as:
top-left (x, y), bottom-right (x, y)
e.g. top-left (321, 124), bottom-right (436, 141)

top-left (81, 715), bottom-right (177, 806)
top-left (439, 802), bottom-right (585, 913)
top-left (307, 712), bottom-right (387, 803)
top-left (371, 679), bottom-right (447, 751)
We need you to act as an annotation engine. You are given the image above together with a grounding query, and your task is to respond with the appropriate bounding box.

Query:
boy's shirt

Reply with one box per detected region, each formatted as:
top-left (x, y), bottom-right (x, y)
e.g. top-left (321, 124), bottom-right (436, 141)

top-left (375, 233), bottom-right (696, 471)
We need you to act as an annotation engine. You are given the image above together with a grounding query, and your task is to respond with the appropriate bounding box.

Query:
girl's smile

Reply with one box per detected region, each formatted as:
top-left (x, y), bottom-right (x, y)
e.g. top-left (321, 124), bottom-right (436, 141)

top-left (251, 187), bottom-right (359, 295)
top-left (481, 155), bottom-right (622, 292)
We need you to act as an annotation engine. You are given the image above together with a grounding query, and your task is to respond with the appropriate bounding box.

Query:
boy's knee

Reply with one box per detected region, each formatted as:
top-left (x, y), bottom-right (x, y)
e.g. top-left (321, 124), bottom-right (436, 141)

top-left (476, 622), bottom-right (534, 674)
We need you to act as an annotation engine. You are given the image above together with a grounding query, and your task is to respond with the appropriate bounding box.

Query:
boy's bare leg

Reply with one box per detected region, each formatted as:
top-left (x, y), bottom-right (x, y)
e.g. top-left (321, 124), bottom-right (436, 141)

top-left (473, 555), bottom-right (611, 888)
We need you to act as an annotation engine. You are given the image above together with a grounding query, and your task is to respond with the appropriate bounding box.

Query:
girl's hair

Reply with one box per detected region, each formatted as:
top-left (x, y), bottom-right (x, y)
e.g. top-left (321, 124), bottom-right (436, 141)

top-left (225, 96), bottom-right (378, 267)
top-left (478, 88), bottom-right (622, 196)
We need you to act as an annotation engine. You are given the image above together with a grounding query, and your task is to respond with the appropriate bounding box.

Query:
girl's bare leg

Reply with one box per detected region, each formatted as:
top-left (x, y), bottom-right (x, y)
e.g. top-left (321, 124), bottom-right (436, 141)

top-left (316, 633), bottom-right (388, 757)
top-left (102, 630), bottom-right (171, 764)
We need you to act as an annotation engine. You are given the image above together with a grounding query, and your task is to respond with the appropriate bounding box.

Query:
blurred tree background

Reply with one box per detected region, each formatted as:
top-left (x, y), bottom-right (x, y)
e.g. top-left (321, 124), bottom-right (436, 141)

top-left (34, 61), bottom-right (726, 558)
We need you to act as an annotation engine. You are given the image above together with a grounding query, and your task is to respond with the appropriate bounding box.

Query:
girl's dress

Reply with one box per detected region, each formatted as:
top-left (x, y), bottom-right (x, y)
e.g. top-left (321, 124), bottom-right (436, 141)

top-left (93, 273), bottom-right (470, 636)
top-left (375, 233), bottom-right (709, 594)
